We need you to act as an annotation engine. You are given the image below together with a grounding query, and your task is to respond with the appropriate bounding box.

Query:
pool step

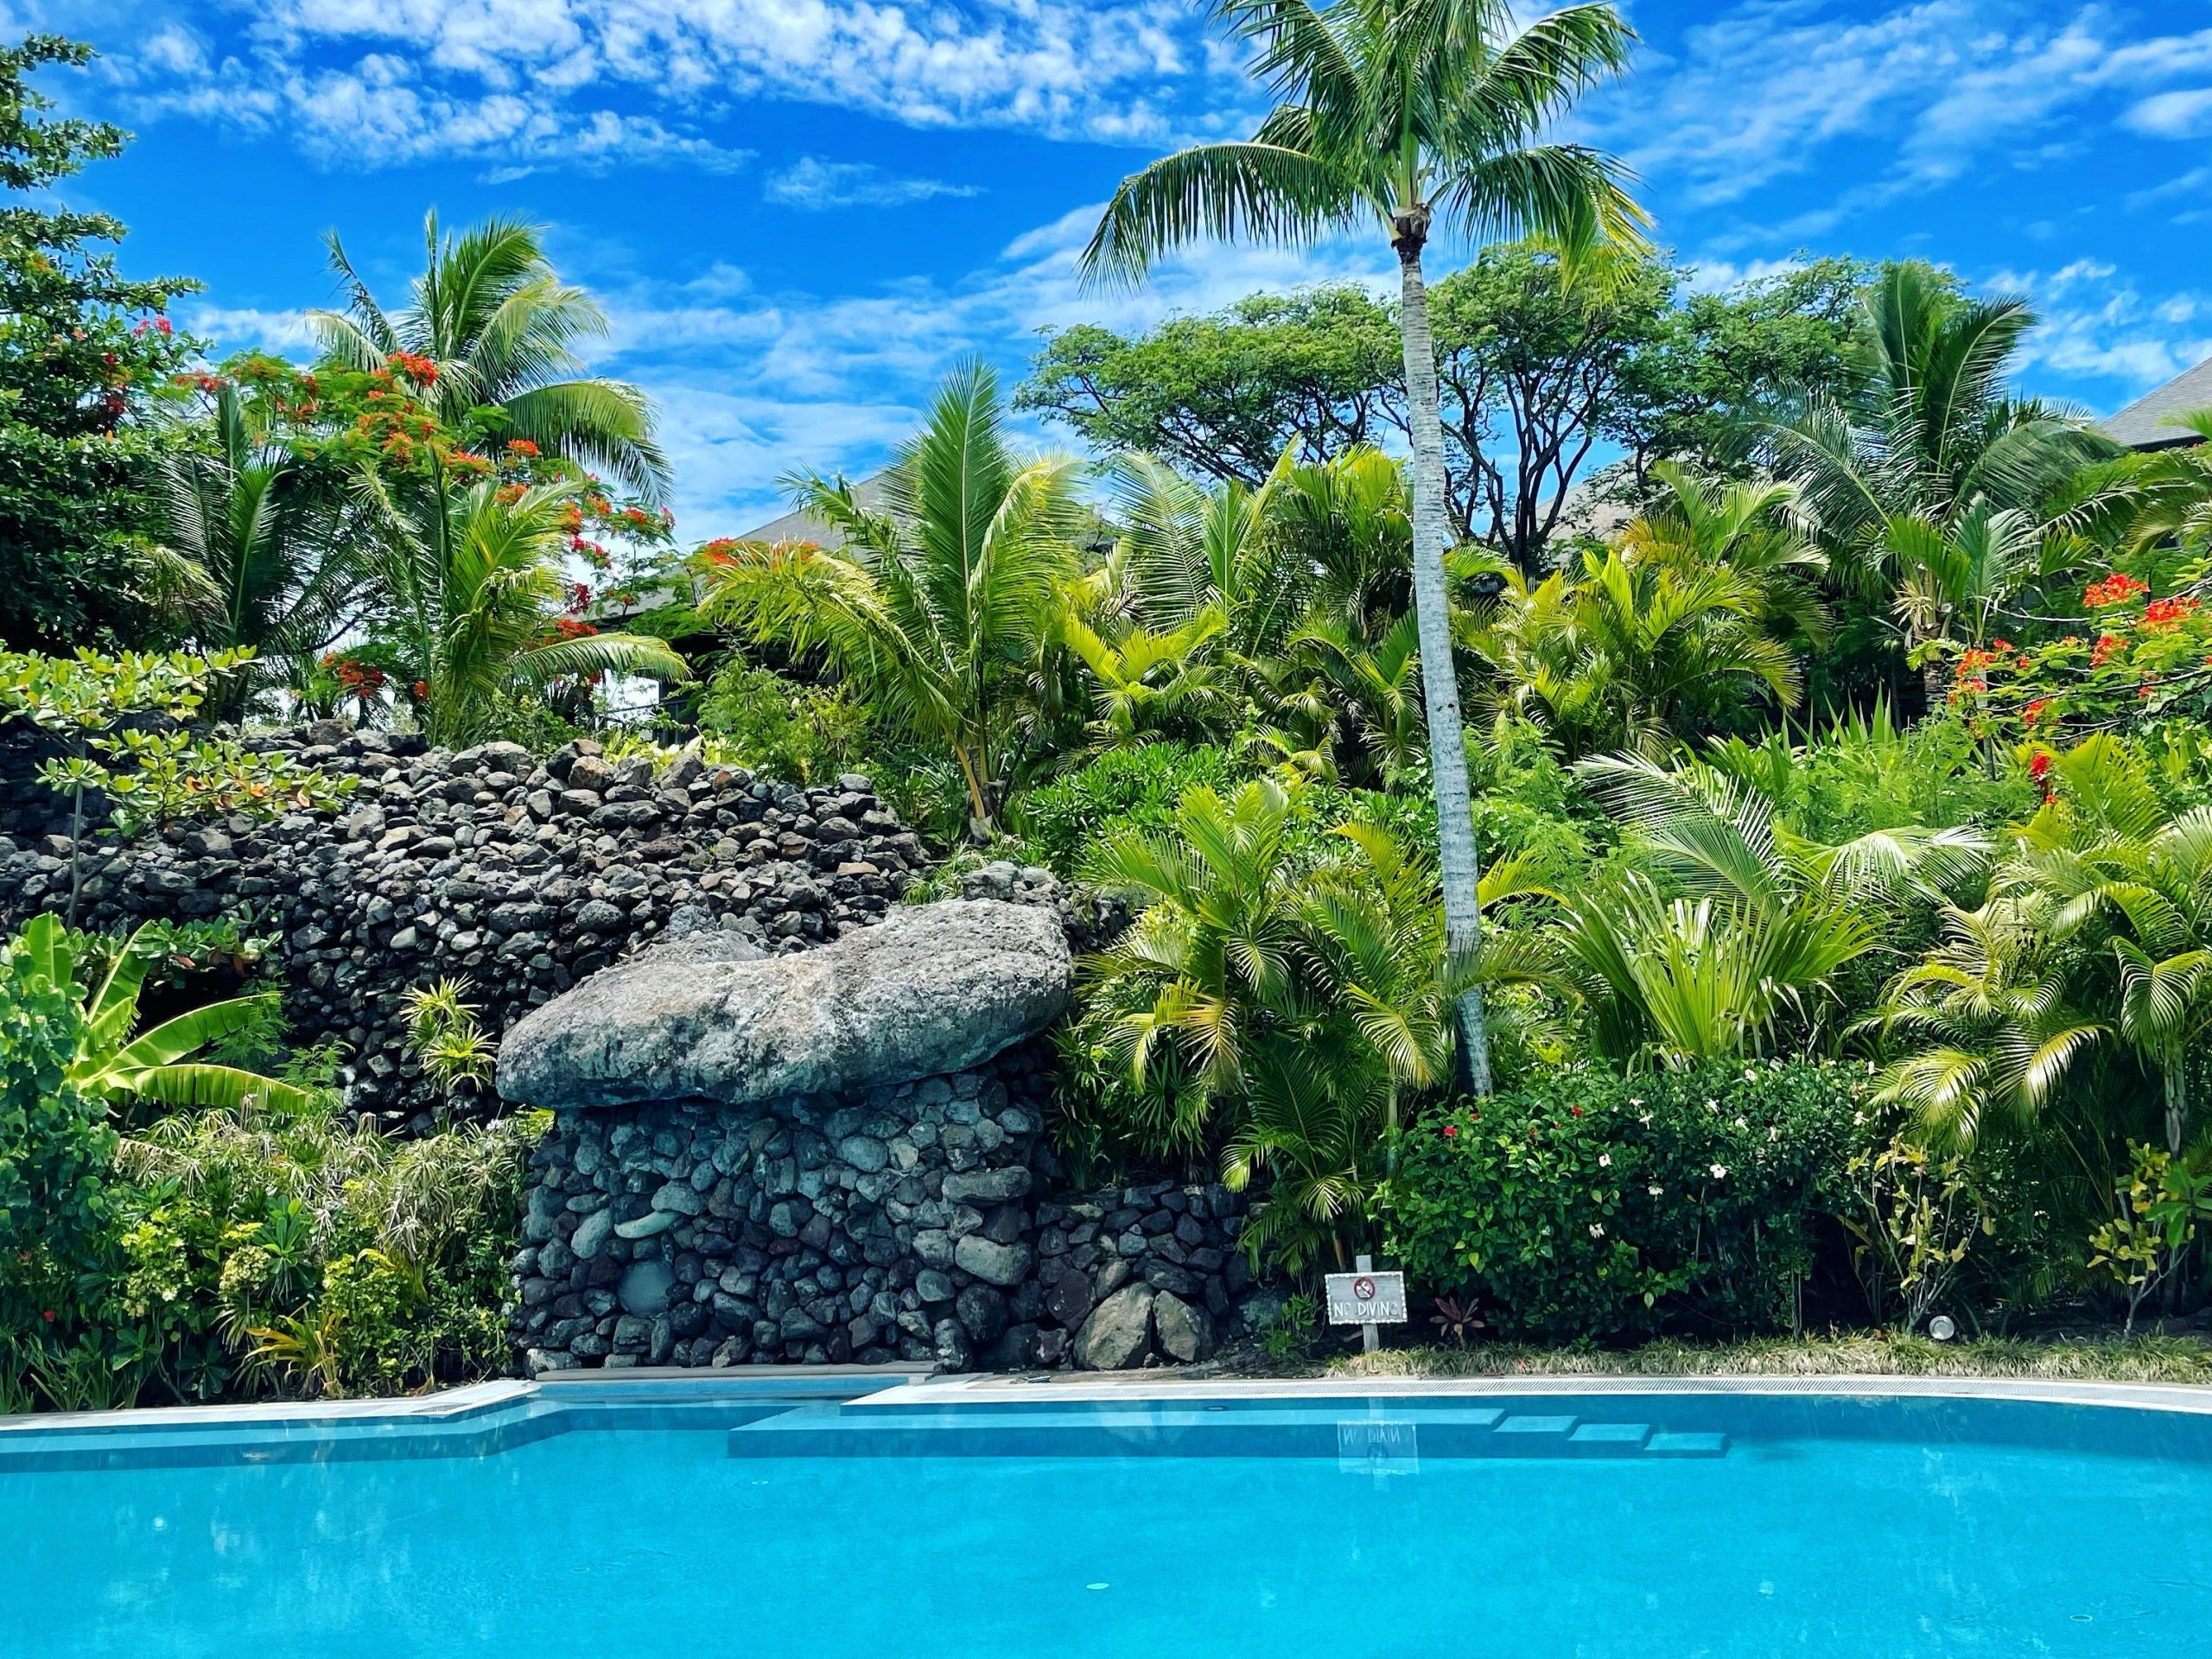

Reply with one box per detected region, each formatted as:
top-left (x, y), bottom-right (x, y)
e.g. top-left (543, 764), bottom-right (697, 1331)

top-left (727, 1402), bottom-right (1727, 1462)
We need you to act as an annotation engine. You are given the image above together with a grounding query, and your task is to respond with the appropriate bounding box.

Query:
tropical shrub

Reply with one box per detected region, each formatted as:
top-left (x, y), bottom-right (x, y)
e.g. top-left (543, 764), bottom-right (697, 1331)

top-left (3, 1059), bottom-right (540, 1408)
top-left (693, 660), bottom-right (875, 786)
top-left (1377, 1061), bottom-right (1860, 1339)
top-left (1015, 743), bottom-right (1240, 874)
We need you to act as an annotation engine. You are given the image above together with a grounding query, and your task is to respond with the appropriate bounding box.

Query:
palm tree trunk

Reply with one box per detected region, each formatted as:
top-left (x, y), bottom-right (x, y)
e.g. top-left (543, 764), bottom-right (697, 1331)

top-left (2166, 1058), bottom-right (2187, 1157)
top-left (1395, 220), bottom-right (1492, 1097)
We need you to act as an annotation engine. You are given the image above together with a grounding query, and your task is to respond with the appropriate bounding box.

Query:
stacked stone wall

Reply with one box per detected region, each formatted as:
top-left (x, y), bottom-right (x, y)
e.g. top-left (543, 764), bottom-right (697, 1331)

top-left (0, 722), bottom-right (929, 1126)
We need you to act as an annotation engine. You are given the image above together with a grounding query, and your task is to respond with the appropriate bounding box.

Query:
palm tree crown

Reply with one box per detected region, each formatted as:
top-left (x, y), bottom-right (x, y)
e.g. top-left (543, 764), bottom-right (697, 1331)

top-left (700, 360), bottom-right (1088, 834)
top-left (313, 211), bottom-right (670, 504)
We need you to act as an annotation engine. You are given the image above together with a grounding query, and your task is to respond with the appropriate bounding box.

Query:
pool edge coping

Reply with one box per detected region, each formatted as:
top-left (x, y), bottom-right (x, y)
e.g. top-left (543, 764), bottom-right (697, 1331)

top-left (4, 1368), bottom-right (2212, 1440)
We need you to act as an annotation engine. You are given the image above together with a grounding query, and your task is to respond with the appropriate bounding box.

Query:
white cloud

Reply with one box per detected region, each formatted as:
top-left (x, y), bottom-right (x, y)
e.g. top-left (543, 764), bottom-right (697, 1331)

top-left (2125, 87), bottom-right (2212, 137)
top-left (762, 157), bottom-right (982, 211)
top-left (102, 0), bottom-right (1237, 168)
top-left (1986, 258), bottom-right (2212, 406)
top-left (186, 304), bottom-right (321, 352)
top-left (1585, 2), bottom-right (2212, 221)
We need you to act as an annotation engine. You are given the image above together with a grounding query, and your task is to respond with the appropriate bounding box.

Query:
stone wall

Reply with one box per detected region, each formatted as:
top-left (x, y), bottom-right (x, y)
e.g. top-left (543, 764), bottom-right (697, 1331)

top-left (509, 1051), bottom-right (1262, 1374)
top-left (0, 721), bottom-right (931, 1127)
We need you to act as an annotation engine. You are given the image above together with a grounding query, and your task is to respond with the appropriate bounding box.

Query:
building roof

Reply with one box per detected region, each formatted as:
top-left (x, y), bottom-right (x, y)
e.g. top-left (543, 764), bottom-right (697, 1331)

top-left (736, 475), bottom-right (887, 548)
top-left (2100, 358), bottom-right (2212, 450)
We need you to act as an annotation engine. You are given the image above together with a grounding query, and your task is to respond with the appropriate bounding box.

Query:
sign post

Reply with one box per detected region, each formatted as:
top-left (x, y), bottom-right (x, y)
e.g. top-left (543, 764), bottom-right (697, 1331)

top-left (1325, 1254), bottom-right (1408, 1353)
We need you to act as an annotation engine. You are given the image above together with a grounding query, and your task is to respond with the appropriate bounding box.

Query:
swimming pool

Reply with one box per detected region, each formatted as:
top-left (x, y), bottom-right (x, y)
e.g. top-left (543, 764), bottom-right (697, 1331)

top-left (6, 1375), bottom-right (2211, 1657)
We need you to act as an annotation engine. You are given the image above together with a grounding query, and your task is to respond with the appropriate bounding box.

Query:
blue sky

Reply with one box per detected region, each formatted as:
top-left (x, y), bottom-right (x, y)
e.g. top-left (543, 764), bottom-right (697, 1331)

top-left (21, 0), bottom-right (2212, 538)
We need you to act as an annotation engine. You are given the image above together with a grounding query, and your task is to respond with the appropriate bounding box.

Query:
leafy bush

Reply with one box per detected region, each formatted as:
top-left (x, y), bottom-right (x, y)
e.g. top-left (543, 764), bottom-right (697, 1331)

top-left (1014, 742), bottom-right (1240, 873)
top-left (1377, 1061), bottom-right (1862, 1340)
top-left (0, 931), bottom-right (117, 1356)
top-left (693, 660), bottom-right (874, 785)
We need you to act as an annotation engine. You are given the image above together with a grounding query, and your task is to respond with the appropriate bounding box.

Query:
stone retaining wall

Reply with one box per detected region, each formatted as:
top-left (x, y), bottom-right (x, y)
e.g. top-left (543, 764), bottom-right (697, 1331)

top-left (510, 1051), bottom-right (1262, 1374)
top-left (0, 722), bottom-right (931, 1127)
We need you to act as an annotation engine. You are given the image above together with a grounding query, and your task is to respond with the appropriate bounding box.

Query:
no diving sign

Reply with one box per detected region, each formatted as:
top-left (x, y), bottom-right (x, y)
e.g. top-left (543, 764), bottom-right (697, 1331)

top-left (1325, 1268), bottom-right (1408, 1326)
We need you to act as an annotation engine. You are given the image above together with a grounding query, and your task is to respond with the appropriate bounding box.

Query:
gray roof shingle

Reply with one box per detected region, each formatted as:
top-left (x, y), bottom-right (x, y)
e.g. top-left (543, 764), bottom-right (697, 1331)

top-left (2101, 358), bottom-right (2212, 450)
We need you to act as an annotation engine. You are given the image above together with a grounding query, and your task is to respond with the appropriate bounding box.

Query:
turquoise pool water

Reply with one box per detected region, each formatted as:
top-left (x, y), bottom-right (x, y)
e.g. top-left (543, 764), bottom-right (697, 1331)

top-left (5, 1385), bottom-right (2212, 1657)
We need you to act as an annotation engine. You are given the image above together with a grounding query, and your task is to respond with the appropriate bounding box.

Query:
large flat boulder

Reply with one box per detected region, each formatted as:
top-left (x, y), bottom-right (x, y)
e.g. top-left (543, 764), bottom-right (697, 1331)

top-left (496, 899), bottom-right (1071, 1111)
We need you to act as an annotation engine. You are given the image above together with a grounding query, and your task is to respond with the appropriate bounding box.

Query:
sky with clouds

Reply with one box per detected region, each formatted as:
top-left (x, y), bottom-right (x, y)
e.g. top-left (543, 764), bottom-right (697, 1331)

top-left (18, 0), bottom-right (2212, 537)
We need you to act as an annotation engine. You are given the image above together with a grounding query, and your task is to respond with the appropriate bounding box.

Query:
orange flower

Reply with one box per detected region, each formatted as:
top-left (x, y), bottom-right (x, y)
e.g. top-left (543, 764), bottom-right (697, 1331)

top-left (2085, 572), bottom-right (2150, 609)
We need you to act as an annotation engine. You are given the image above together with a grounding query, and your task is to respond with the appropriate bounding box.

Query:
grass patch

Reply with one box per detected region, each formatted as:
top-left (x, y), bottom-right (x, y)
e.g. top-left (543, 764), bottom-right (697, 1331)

top-left (1320, 1332), bottom-right (2212, 1386)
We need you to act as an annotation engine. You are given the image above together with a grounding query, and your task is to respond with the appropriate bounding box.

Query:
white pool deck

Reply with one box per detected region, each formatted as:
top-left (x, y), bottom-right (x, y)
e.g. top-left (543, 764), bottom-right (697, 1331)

top-left (5, 1364), bottom-right (2212, 1440)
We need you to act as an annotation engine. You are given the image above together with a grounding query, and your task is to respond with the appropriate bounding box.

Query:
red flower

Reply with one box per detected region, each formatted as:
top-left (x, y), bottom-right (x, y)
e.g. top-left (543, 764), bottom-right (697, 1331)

top-left (41, 1308), bottom-right (55, 1323)
top-left (2029, 752), bottom-right (2051, 781)
top-left (2022, 698), bottom-right (2050, 725)
top-left (1442, 1124), bottom-right (1458, 1138)
top-left (1569, 1105), bottom-right (1584, 1117)
top-left (505, 438), bottom-right (540, 458)
top-left (2085, 572), bottom-right (2149, 609)
top-left (2144, 596), bottom-right (2201, 632)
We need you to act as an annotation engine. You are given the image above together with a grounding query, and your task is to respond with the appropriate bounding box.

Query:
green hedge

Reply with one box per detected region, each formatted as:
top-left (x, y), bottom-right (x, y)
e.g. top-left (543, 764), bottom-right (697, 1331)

top-left (1376, 1061), bottom-right (1860, 1340)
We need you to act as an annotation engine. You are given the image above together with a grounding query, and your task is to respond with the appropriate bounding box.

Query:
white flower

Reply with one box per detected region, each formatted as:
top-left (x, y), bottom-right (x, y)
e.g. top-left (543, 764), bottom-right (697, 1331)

top-left (1648, 1184), bottom-right (1664, 1197)
top-left (1734, 1116), bottom-right (1749, 1130)
top-left (1710, 1163), bottom-right (1729, 1179)
top-left (1866, 1060), bottom-right (1878, 1075)
top-left (1637, 1112), bottom-right (1654, 1126)
top-left (1599, 1153), bottom-right (1612, 1167)
top-left (1744, 1068), bottom-right (1758, 1083)
top-left (1853, 1110), bottom-right (1866, 1125)
top-left (1768, 1126), bottom-right (1782, 1141)
top-left (1706, 1099), bottom-right (1719, 1112)
top-left (1588, 1223), bottom-right (1605, 1237)
top-left (1628, 1097), bottom-right (1643, 1107)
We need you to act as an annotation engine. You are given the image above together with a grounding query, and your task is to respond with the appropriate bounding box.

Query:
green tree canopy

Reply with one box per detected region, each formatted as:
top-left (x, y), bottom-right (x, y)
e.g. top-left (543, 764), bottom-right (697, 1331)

top-left (0, 35), bottom-right (200, 651)
top-left (1019, 288), bottom-right (1404, 486)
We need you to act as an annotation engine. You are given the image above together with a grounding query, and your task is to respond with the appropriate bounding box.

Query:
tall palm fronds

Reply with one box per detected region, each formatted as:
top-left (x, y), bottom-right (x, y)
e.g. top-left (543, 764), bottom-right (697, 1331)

top-left (1863, 895), bottom-right (2103, 1152)
top-left (1754, 261), bottom-right (2112, 596)
top-left (359, 475), bottom-right (688, 747)
top-left (1470, 545), bottom-right (1803, 757)
top-left (701, 360), bottom-right (1087, 833)
top-left (1104, 448), bottom-right (1305, 654)
top-left (2007, 735), bottom-right (2212, 1152)
top-left (313, 211), bottom-right (669, 502)
top-left (156, 385), bottom-right (366, 715)
top-left (1560, 751), bottom-right (1988, 1068)
top-left (1275, 444), bottom-right (1414, 639)
top-left (1619, 460), bottom-right (1829, 647)
top-left (1084, 0), bottom-right (1649, 1095)
top-left (1883, 504), bottom-right (2050, 674)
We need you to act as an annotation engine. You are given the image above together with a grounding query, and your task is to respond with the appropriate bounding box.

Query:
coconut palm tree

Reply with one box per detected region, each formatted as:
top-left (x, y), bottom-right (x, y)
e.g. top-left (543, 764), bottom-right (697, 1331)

top-left (157, 384), bottom-right (366, 718)
top-left (1082, 0), bottom-right (1646, 1094)
top-left (359, 475), bottom-right (689, 747)
top-left (699, 360), bottom-right (1087, 835)
top-left (313, 212), bottom-right (669, 503)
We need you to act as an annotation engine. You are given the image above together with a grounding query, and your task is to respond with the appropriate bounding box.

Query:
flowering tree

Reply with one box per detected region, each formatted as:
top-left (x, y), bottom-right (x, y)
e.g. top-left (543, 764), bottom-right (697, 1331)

top-left (1945, 565), bottom-right (2212, 745)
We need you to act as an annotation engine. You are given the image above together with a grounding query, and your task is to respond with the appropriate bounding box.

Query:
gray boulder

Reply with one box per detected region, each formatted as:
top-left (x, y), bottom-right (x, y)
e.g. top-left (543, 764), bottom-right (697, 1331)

top-left (1153, 1291), bottom-right (1216, 1363)
top-left (1074, 1283), bottom-right (1156, 1370)
top-left (497, 899), bottom-right (1071, 1111)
